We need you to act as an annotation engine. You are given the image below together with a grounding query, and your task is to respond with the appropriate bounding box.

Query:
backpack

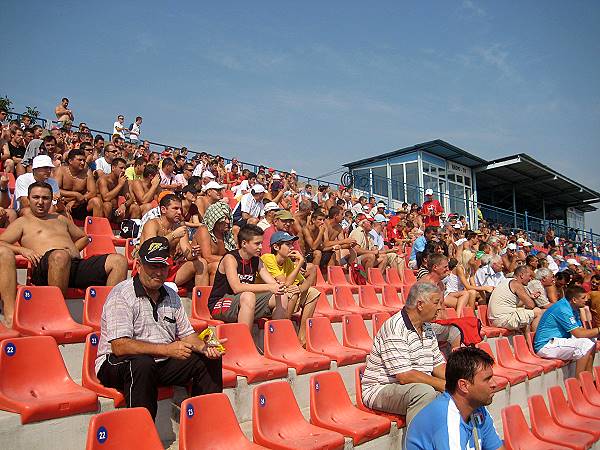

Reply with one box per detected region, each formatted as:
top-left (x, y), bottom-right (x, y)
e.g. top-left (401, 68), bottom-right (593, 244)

top-left (350, 262), bottom-right (367, 285)
top-left (120, 219), bottom-right (140, 238)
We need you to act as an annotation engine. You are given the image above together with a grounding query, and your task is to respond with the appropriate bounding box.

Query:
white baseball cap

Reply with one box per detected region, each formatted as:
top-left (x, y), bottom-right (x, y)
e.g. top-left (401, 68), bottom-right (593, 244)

top-left (425, 188), bottom-right (434, 195)
top-left (251, 184), bottom-right (266, 194)
top-left (202, 181), bottom-right (225, 192)
top-left (32, 155), bottom-right (54, 170)
top-left (290, 169), bottom-right (297, 174)
top-left (522, 241), bottom-right (533, 247)
top-left (272, 174), bottom-right (281, 180)
top-left (264, 202), bottom-right (280, 212)
top-left (566, 258), bottom-right (580, 266)
top-left (507, 243), bottom-right (517, 250)
top-left (202, 170), bottom-right (215, 179)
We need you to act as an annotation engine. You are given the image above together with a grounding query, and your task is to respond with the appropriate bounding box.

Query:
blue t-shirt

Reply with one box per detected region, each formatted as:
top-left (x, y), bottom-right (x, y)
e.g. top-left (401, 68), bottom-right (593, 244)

top-left (533, 297), bottom-right (581, 352)
top-left (406, 392), bottom-right (502, 450)
top-left (410, 236), bottom-right (427, 261)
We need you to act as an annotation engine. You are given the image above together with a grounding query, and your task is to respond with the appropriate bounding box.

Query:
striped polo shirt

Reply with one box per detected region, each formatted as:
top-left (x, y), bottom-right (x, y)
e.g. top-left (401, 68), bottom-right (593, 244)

top-left (361, 307), bottom-right (445, 407)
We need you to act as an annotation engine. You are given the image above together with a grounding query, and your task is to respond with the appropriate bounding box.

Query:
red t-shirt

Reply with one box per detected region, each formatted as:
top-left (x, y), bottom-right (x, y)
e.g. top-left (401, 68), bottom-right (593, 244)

top-left (422, 199), bottom-right (443, 227)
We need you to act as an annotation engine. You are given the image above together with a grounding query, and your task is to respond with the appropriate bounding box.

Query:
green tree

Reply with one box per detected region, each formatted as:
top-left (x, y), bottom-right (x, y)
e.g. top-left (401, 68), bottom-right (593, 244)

top-left (0, 95), bottom-right (12, 112)
top-left (24, 105), bottom-right (40, 119)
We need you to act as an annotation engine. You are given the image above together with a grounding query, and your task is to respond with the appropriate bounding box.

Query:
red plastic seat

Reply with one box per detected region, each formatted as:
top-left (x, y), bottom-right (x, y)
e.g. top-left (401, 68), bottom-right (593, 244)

top-left (191, 286), bottom-right (223, 326)
top-left (0, 336), bottom-right (98, 424)
top-left (333, 286), bottom-right (377, 319)
top-left (310, 371), bottom-right (390, 445)
top-left (0, 322), bottom-right (19, 340)
top-left (593, 367), bottom-right (600, 390)
top-left (306, 317), bottom-right (366, 366)
top-left (314, 269), bottom-right (333, 295)
top-left (477, 304), bottom-right (510, 337)
top-left (263, 319), bottom-right (331, 375)
top-left (314, 287), bottom-right (348, 322)
top-left (528, 394), bottom-right (595, 450)
top-left (227, 197), bottom-right (238, 209)
top-left (85, 407), bottom-right (163, 450)
top-left (358, 285), bottom-right (398, 314)
top-left (513, 334), bottom-right (559, 373)
top-left (444, 307), bottom-right (458, 319)
top-left (565, 378), bottom-right (600, 419)
top-left (188, 317), bottom-right (208, 332)
top-left (367, 267), bottom-right (387, 288)
top-left (579, 371), bottom-right (600, 407)
top-left (14, 286), bottom-right (92, 344)
top-left (461, 306), bottom-right (475, 317)
top-left (547, 385), bottom-right (600, 439)
top-left (84, 216), bottom-right (126, 247)
top-left (252, 380), bottom-right (345, 450)
top-left (216, 323), bottom-right (288, 383)
top-left (82, 333), bottom-right (173, 407)
top-left (502, 404), bottom-right (571, 450)
top-left (180, 393), bottom-right (266, 450)
top-left (3, 171), bottom-right (15, 192)
top-left (354, 364), bottom-right (406, 427)
top-left (223, 368), bottom-right (237, 388)
top-left (342, 314), bottom-right (373, 353)
top-left (476, 342), bottom-right (527, 384)
top-left (83, 286), bottom-right (112, 331)
top-left (372, 312), bottom-right (390, 336)
top-left (384, 267), bottom-right (404, 291)
top-left (494, 337), bottom-right (543, 378)
top-left (328, 266), bottom-right (358, 293)
top-left (381, 285), bottom-right (403, 312)
top-left (83, 234), bottom-right (116, 258)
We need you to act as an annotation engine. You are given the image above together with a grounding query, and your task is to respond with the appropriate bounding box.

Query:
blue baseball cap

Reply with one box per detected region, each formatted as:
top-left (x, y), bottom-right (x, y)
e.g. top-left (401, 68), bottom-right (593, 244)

top-left (270, 231), bottom-right (298, 246)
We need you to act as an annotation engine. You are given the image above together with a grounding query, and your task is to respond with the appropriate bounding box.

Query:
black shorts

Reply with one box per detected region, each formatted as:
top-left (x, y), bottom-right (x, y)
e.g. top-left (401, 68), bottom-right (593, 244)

top-left (31, 249), bottom-right (109, 288)
top-left (70, 203), bottom-right (88, 221)
top-left (319, 250), bottom-right (334, 268)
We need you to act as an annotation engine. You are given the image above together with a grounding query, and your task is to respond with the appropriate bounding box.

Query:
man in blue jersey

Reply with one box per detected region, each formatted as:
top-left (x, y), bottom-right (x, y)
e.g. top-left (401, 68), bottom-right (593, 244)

top-left (408, 226), bottom-right (436, 269)
top-left (534, 285), bottom-right (598, 377)
top-left (406, 346), bottom-right (503, 450)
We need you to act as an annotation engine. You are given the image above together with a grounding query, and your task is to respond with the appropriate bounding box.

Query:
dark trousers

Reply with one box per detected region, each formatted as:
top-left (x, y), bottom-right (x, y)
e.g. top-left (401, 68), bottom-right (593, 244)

top-left (98, 353), bottom-right (223, 419)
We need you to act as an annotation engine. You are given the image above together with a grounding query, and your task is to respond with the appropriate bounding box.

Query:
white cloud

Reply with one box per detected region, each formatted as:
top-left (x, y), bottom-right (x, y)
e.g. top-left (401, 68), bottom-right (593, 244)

top-left (461, 0), bottom-right (486, 17)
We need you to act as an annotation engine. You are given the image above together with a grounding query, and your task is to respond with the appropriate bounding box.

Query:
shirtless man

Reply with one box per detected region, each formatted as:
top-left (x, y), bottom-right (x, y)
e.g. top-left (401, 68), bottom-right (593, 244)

top-left (322, 205), bottom-right (357, 270)
top-left (501, 242), bottom-right (519, 275)
top-left (292, 199), bottom-right (312, 253)
top-left (0, 182), bottom-right (128, 321)
top-left (196, 180), bottom-right (225, 218)
top-left (98, 157), bottom-right (141, 220)
top-left (130, 164), bottom-right (161, 216)
top-left (55, 97), bottom-right (74, 127)
top-left (55, 149), bottom-right (103, 219)
top-left (140, 193), bottom-right (209, 286)
top-left (302, 208), bottom-right (327, 267)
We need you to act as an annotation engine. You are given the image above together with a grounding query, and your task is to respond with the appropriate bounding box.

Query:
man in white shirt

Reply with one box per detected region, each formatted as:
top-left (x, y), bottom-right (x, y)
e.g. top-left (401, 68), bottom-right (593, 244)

top-left (232, 184), bottom-right (266, 228)
top-left (14, 155), bottom-right (61, 215)
top-left (232, 172), bottom-right (257, 197)
top-left (201, 170), bottom-right (216, 190)
top-left (95, 144), bottom-right (117, 177)
top-left (159, 158), bottom-right (187, 190)
top-left (128, 116), bottom-right (142, 142)
top-left (475, 254), bottom-right (506, 289)
top-left (224, 157), bottom-right (238, 173)
top-left (113, 115), bottom-right (126, 139)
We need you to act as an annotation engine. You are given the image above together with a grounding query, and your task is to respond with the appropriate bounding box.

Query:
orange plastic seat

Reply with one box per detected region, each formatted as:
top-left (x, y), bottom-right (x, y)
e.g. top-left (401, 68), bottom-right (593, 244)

top-left (579, 371), bottom-right (600, 406)
top-left (314, 287), bottom-right (348, 322)
top-left (328, 266), bottom-right (358, 293)
top-left (82, 333), bottom-right (173, 407)
top-left (180, 393), bottom-right (266, 450)
top-left (528, 394), bottom-right (595, 450)
top-left (381, 285), bottom-right (403, 312)
top-left (263, 319), bottom-right (331, 374)
top-left (223, 368), bottom-right (238, 388)
top-left (191, 286), bottom-right (223, 326)
top-left (342, 314), bottom-right (373, 353)
top-left (354, 364), bottom-right (406, 427)
top-left (83, 234), bottom-right (116, 258)
top-left (0, 336), bottom-right (98, 424)
top-left (0, 322), bottom-right (19, 340)
top-left (565, 378), bottom-right (600, 419)
top-left (85, 407), bottom-right (162, 449)
top-left (461, 306), bottom-right (475, 317)
top-left (494, 337), bottom-right (543, 378)
top-left (188, 317), bottom-right (208, 332)
top-left (84, 216), bottom-right (126, 247)
top-left (14, 286), bottom-right (92, 344)
top-left (227, 197), bottom-right (238, 209)
top-left (502, 404), bottom-right (571, 450)
top-left (512, 334), bottom-right (559, 373)
top-left (310, 371), bottom-right (390, 445)
top-left (306, 317), bottom-right (366, 366)
top-left (358, 285), bottom-right (398, 314)
top-left (403, 268), bottom-right (417, 285)
top-left (547, 385), bottom-right (600, 439)
top-left (252, 381), bottom-right (345, 450)
top-left (444, 307), bottom-right (458, 319)
top-left (384, 267), bottom-right (404, 291)
top-left (3, 172), bottom-right (15, 192)
top-left (314, 269), bottom-right (333, 295)
top-left (476, 342), bottom-right (527, 385)
top-left (367, 267), bottom-right (387, 288)
top-left (371, 312), bottom-right (390, 336)
top-left (83, 286), bottom-right (112, 331)
top-left (333, 286), bottom-right (377, 319)
top-left (216, 323), bottom-right (288, 383)
top-left (476, 304), bottom-right (510, 337)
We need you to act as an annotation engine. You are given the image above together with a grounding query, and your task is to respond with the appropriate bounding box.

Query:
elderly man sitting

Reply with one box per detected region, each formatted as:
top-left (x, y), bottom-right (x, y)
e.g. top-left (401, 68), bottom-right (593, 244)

top-left (361, 282), bottom-right (446, 425)
top-left (527, 267), bottom-right (560, 306)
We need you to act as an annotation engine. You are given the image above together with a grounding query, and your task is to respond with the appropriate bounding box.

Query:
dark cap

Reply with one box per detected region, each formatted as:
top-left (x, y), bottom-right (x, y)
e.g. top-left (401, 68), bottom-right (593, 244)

top-left (138, 236), bottom-right (170, 266)
top-left (270, 231), bottom-right (299, 246)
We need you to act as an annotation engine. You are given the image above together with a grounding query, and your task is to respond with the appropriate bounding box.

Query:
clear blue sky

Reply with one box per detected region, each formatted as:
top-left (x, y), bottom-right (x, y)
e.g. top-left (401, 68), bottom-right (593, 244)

top-left (2, 1), bottom-right (600, 228)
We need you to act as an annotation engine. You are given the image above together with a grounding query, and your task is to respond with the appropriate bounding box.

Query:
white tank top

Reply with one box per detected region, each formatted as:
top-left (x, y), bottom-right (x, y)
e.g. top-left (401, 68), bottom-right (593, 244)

top-left (443, 273), bottom-right (463, 295)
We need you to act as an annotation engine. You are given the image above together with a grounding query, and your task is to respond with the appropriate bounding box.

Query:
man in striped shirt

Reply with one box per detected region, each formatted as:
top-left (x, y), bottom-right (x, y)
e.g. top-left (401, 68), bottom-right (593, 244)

top-left (361, 282), bottom-right (446, 425)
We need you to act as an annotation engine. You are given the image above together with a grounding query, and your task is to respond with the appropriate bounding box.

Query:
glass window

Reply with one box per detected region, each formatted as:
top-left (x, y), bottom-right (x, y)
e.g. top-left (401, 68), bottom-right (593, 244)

top-left (464, 176), bottom-right (471, 187)
top-left (353, 168), bottom-right (370, 193)
top-left (438, 166), bottom-right (446, 179)
top-left (371, 166), bottom-right (388, 197)
top-left (456, 175), bottom-right (463, 184)
top-left (405, 162), bottom-right (419, 205)
top-left (449, 182), bottom-right (466, 216)
top-left (423, 175), bottom-right (437, 195)
top-left (447, 173), bottom-right (456, 182)
top-left (391, 164), bottom-right (405, 201)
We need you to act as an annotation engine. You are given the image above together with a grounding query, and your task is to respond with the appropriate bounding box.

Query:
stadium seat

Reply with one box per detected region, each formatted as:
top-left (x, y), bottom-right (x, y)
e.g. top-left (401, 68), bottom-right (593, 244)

top-left (579, 371), bottom-right (600, 406)
top-left (263, 319), bottom-right (331, 375)
top-left (342, 314), bottom-right (373, 353)
top-left (188, 317), bottom-right (208, 332)
top-left (82, 333), bottom-right (173, 407)
top-left (180, 393), bottom-right (266, 450)
top-left (354, 364), bottom-right (406, 427)
top-left (328, 266), bottom-right (359, 293)
top-left (83, 234), bottom-right (116, 258)
top-left (191, 286), bottom-right (223, 326)
top-left (476, 342), bottom-right (527, 384)
top-left (461, 306), bottom-right (475, 317)
top-left (358, 285), bottom-right (398, 314)
top-left (223, 368), bottom-right (237, 388)
top-left (252, 381), bottom-right (346, 450)
top-left (494, 337), bottom-right (543, 378)
top-left (3, 172), bottom-right (15, 192)
top-left (381, 285), bottom-right (403, 312)
top-left (310, 371), bottom-right (391, 445)
top-left (476, 304), bottom-right (509, 337)
top-left (314, 269), bottom-right (333, 295)
top-left (547, 385), bottom-right (600, 439)
top-left (216, 323), bottom-right (288, 383)
top-left (371, 312), bottom-right (390, 336)
top-left (333, 286), bottom-right (377, 319)
top-left (306, 316), bottom-right (366, 366)
top-left (125, 238), bottom-right (136, 269)
top-left (502, 404), bottom-right (571, 450)
top-left (444, 307), bottom-right (458, 319)
top-left (83, 286), bottom-right (112, 331)
top-left (0, 336), bottom-right (98, 424)
top-left (593, 367), bottom-right (600, 390)
top-left (0, 322), bottom-right (19, 340)
top-left (528, 394), bottom-right (595, 450)
top-left (512, 334), bottom-right (560, 372)
top-left (384, 267), bottom-right (404, 291)
top-left (13, 286), bottom-right (93, 344)
top-left (565, 378), bottom-right (600, 418)
top-left (85, 407), bottom-right (162, 450)
top-left (367, 267), bottom-right (387, 289)
top-left (314, 287), bottom-right (348, 322)
top-left (84, 216), bottom-right (126, 247)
